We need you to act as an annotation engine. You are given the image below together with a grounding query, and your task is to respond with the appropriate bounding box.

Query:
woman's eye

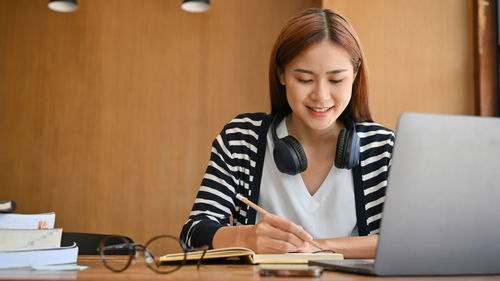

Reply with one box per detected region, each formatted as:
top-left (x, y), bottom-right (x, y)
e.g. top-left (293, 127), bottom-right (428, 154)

top-left (297, 78), bottom-right (313, 83)
top-left (330, 79), bottom-right (343, 84)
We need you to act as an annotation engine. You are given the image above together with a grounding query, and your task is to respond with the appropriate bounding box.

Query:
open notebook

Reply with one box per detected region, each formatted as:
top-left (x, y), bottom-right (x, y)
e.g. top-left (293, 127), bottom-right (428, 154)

top-left (160, 247), bottom-right (343, 264)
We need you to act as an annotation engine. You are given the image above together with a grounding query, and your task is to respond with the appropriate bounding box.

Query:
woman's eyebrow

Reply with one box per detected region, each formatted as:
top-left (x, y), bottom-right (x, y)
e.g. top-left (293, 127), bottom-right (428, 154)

top-left (327, 69), bottom-right (348, 74)
top-left (293, 68), bottom-right (348, 74)
top-left (293, 68), bottom-right (313, 74)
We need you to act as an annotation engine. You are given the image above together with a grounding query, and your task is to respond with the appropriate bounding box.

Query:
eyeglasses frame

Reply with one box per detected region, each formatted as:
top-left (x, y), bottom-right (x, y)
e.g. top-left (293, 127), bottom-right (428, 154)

top-left (98, 234), bottom-right (204, 274)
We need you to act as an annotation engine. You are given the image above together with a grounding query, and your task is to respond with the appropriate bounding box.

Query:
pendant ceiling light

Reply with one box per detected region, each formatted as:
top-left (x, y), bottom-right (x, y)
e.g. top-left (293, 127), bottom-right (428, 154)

top-left (181, 0), bottom-right (210, 13)
top-left (48, 0), bottom-right (78, 13)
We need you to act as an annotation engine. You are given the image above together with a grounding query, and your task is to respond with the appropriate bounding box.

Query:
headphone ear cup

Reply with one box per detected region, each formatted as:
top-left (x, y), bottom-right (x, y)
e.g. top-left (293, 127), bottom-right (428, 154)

top-left (348, 133), bottom-right (360, 169)
top-left (335, 129), bottom-right (349, 169)
top-left (335, 127), bottom-right (361, 169)
top-left (273, 135), bottom-right (308, 175)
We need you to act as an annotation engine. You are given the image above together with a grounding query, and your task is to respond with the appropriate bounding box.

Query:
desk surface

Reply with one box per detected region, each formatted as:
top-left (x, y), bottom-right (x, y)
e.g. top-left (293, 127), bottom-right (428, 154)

top-left (0, 256), bottom-right (498, 281)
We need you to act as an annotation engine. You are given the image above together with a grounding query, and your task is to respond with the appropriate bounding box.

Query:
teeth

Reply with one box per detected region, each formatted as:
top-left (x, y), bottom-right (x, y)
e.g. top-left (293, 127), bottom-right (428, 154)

top-left (309, 107), bottom-right (330, 113)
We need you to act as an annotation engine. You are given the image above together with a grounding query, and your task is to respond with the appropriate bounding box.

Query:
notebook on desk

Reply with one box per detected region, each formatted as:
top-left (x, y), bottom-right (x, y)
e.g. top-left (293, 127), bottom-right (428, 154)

top-left (310, 112), bottom-right (500, 276)
top-left (160, 247), bottom-right (343, 264)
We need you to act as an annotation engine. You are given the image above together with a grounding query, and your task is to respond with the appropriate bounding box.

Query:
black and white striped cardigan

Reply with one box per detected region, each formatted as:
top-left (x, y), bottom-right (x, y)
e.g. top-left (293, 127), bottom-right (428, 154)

top-left (180, 112), bottom-right (395, 248)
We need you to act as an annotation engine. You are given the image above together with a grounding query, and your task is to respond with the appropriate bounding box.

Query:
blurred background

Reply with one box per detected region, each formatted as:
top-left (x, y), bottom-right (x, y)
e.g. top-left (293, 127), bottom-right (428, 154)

top-left (0, 0), bottom-right (497, 244)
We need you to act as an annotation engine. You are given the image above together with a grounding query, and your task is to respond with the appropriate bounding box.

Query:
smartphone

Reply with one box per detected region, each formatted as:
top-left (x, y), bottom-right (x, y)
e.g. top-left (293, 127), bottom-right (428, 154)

top-left (259, 267), bottom-right (323, 277)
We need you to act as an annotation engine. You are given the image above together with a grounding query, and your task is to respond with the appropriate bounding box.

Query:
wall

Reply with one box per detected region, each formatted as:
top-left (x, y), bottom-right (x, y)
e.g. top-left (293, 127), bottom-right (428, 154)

top-left (0, 0), bottom-right (476, 245)
top-left (0, 0), bottom-right (315, 243)
top-left (323, 0), bottom-right (475, 129)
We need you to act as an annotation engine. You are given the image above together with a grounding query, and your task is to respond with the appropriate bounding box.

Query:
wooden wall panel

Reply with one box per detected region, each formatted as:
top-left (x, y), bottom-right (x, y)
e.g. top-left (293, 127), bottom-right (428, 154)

top-left (0, 0), bottom-right (476, 246)
top-left (476, 0), bottom-right (499, 116)
top-left (0, 0), bottom-right (315, 243)
top-left (323, 0), bottom-right (475, 130)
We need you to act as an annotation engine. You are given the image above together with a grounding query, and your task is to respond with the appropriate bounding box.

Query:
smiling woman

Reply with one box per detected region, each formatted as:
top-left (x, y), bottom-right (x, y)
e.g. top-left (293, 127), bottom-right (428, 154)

top-left (180, 8), bottom-right (395, 259)
top-left (279, 41), bottom-right (355, 132)
top-left (278, 40), bottom-right (358, 196)
top-left (269, 8), bottom-right (370, 122)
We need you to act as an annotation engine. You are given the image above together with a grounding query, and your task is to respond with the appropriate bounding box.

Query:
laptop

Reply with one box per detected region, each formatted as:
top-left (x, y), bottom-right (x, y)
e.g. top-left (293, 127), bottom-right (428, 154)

top-left (310, 112), bottom-right (500, 276)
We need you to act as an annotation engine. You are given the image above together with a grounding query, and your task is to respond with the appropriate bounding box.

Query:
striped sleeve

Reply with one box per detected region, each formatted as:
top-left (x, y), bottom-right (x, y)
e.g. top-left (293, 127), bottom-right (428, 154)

top-left (356, 122), bottom-right (395, 235)
top-left (179, 113), bottom-right (267, 248)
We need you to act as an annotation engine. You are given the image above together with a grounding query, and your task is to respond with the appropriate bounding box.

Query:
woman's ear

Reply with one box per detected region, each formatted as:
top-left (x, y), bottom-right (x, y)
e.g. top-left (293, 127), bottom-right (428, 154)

top-left (278, 70), bottom-right (285, 85)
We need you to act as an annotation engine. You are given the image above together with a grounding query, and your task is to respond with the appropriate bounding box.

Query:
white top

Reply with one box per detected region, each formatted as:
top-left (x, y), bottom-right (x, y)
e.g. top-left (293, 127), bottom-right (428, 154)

top-left (256, 117), bottom-right (358, 239)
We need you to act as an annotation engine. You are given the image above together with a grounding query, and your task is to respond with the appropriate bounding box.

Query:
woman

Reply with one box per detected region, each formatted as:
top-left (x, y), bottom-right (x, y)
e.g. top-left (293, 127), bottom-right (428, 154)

top-left (180, 8), bottom-right (394, 258)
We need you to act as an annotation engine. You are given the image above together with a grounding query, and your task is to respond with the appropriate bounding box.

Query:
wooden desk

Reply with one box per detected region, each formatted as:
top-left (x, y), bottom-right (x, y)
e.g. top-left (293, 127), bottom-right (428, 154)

top-left (0, 256), bottom-right (498, 281)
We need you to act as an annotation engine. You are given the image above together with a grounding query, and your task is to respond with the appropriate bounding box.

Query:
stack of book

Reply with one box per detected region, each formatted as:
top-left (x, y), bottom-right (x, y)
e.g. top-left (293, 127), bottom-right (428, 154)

top-left (0, 210), bottom-right (78, 269)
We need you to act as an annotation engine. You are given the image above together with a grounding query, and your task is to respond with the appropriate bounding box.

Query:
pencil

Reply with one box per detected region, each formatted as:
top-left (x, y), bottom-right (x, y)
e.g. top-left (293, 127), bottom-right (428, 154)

top-left (235, 193), bottom-right (324, 251)
top-left (235, 193), bottom-right (269, 215)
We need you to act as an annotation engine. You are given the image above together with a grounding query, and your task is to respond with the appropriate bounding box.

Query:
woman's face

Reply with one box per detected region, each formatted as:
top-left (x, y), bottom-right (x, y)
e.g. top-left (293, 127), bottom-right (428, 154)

top-left (280, 40), bottom-right (355, 132)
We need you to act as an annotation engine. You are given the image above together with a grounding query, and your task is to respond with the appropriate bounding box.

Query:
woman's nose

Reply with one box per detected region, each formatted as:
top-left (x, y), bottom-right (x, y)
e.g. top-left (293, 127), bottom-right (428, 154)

top-left (311, 79), bottom-right (330, 100)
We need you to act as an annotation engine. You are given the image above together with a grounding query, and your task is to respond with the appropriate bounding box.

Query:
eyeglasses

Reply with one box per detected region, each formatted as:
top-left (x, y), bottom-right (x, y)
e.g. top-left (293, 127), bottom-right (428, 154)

top-left (98, 234), bottom-right (208, 274)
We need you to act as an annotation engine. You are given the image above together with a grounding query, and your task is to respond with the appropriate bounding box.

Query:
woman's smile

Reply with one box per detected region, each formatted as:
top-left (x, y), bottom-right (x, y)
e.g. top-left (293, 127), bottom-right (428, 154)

top-left (306, 106), bottom-right (334, 116)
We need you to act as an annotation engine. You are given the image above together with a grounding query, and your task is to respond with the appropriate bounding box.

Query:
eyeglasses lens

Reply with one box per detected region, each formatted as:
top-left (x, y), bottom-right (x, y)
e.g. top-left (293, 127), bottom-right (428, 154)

top-left (101, 236), bottom-right (132, 272)
top-left (144, 235), bottom-right (186, 273)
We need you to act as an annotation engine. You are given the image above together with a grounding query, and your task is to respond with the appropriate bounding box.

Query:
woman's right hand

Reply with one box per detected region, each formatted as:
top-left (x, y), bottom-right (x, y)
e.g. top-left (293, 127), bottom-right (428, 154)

top-left (244, 213), bottom-right (314, 253)
top-left (213, 214), bottom-right (314, 253)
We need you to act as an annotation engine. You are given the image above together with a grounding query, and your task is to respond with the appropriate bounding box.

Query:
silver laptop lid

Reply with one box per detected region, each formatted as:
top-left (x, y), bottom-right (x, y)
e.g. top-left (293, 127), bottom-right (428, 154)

top-left (374, 112), bottom-right (500, 275)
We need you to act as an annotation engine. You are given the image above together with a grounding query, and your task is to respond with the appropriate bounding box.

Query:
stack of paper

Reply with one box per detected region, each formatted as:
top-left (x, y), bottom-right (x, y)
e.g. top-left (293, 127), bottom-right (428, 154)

top-left (0, 212), bottom-right (78, 269)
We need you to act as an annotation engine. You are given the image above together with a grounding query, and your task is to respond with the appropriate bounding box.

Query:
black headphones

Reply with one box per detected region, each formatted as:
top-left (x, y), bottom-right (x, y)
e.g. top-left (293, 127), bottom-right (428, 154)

top-left (271, 113), bottom-right (360, 175)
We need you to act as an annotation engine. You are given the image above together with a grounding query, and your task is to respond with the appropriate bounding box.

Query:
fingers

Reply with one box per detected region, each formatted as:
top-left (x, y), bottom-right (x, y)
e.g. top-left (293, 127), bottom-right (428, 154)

top-left (255, 237), bottom-right (299, 254)
top-left (257, 224), bottom-right (304, 249)
top-left (252, 214), bottom-right (313, 253)
top-left (264, 214), bottom-right (313, 242)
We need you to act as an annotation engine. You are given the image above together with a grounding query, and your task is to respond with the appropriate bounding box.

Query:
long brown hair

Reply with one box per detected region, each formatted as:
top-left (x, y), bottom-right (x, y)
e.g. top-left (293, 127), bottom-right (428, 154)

top-left (269, 8), bottom-right (372, 122)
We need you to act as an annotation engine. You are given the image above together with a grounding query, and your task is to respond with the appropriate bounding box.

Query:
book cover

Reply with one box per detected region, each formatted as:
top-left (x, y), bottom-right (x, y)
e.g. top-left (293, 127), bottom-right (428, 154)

top-left (0, 243), bottom-right (78, 269)
top-left (0, 200), bottom-right (16, 213)
top-left (0, 228), bottom-right (62, 251)
top-left (0, 212), bottom-right (55, 229)
top-left (160, 247), bottom-right (343, 264)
